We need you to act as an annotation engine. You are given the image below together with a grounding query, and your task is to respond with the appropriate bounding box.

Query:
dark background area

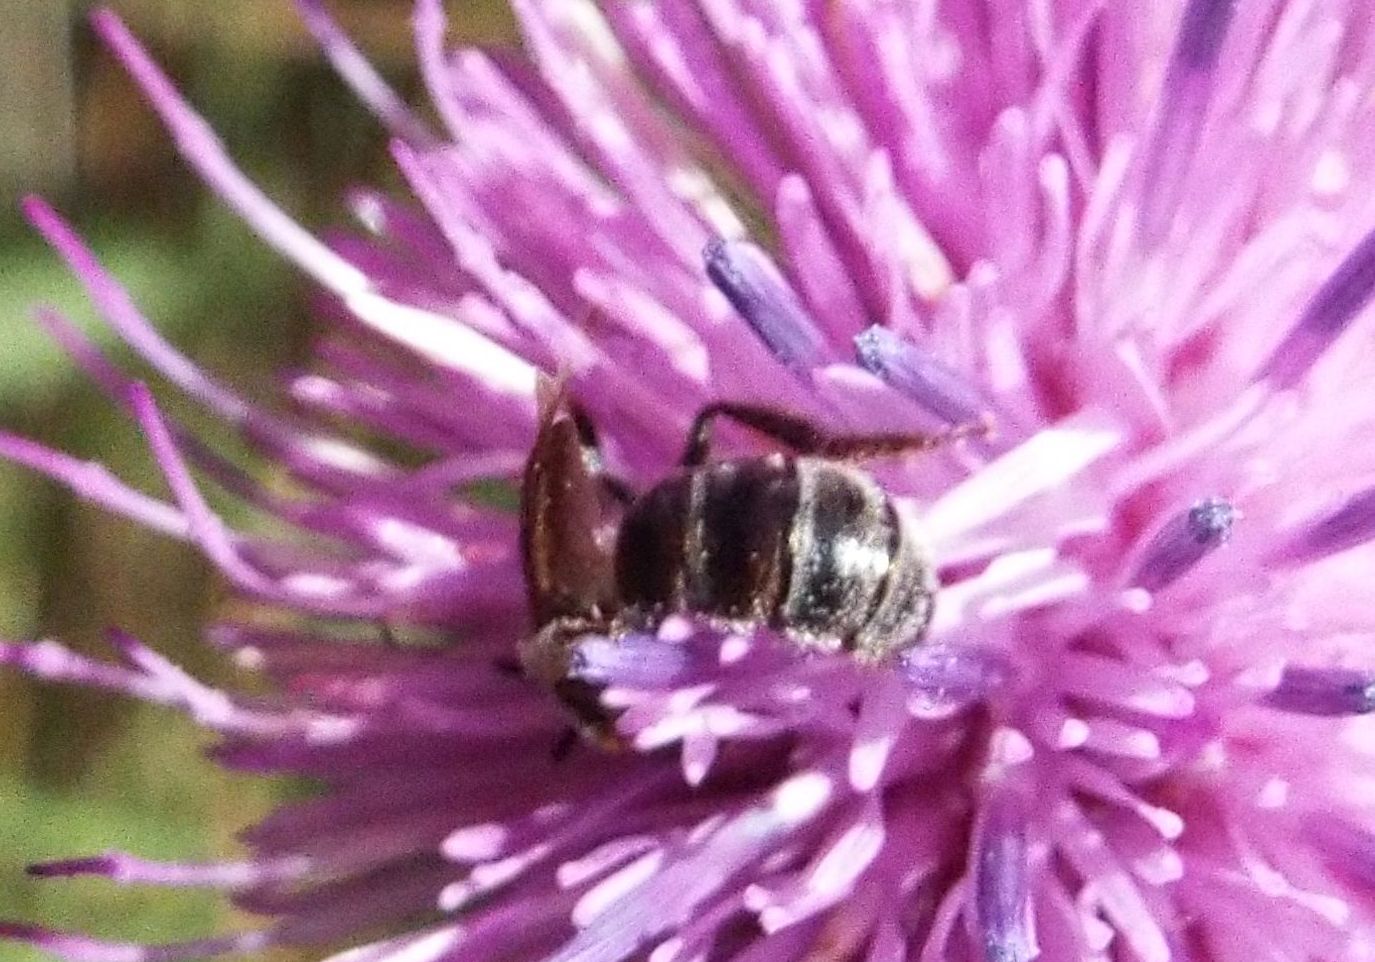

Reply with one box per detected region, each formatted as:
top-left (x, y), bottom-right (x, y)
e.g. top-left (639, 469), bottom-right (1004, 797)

top-left (0, 2), bottom-right (513, 957)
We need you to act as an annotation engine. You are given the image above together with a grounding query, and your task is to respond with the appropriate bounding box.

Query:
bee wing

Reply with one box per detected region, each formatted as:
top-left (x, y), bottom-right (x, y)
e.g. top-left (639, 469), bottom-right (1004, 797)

top-left (520, 375), bottom-right (619, 626)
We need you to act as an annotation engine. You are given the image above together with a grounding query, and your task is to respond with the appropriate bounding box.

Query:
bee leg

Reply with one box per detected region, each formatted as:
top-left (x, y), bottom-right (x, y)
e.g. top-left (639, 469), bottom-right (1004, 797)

top-left (520, 617), bottom-right (624, 750)
top-left (521, 376), bottom-right (622, 628)
top-left (680, 402), bottom-right (991, 466)
top-left (568, 403), bottom-right (636, 505)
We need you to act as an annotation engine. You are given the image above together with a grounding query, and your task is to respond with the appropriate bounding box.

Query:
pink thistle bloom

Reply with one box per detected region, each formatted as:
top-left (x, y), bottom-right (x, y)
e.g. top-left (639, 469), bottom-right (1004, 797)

top-left (7, 1), bottom-right (1375, 960)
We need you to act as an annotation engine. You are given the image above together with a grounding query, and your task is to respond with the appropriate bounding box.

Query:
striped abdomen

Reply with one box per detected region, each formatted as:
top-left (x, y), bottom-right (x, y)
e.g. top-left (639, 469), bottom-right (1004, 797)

top-left (614, 455), bottom-right (935, 661)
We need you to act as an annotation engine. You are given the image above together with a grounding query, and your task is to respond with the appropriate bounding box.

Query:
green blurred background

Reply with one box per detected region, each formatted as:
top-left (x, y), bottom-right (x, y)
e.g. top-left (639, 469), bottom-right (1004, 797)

top-left (0, 2), bottom-right (513, 958)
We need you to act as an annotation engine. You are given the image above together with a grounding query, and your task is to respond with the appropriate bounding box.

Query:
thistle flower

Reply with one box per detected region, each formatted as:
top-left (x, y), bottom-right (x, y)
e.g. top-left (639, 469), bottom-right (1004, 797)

top-left (6, 1), bottom-right (1375, 961)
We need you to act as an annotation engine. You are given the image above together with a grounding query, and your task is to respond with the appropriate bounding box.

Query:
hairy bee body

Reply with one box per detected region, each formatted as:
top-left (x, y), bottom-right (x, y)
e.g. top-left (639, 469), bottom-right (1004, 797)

top-left (518, 383), bottom-right (971, 743)
top-left (616, 454), bottom-right (934, 661)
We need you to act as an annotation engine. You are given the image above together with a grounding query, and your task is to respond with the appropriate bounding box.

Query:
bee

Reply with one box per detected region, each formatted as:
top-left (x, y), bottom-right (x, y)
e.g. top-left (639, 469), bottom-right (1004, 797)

top-left (519, 376), bottom-right (984, 744)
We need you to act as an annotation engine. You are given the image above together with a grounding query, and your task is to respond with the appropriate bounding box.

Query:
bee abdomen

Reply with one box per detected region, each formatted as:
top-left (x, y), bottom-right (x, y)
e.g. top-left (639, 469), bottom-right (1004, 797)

top-left (688, 458), bottom-right (799, 620)
top-left (615, 457), bottom-right (934, 660)
top-left (780, 461), bottom-right (896, 652)
top-left (616, 457), bottom-right (799, 624)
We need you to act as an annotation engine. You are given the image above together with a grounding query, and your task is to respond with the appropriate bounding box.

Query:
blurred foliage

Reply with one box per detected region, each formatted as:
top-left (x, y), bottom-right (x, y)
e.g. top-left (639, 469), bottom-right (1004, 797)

top-left (0, 2), bottom-right (516, 958)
